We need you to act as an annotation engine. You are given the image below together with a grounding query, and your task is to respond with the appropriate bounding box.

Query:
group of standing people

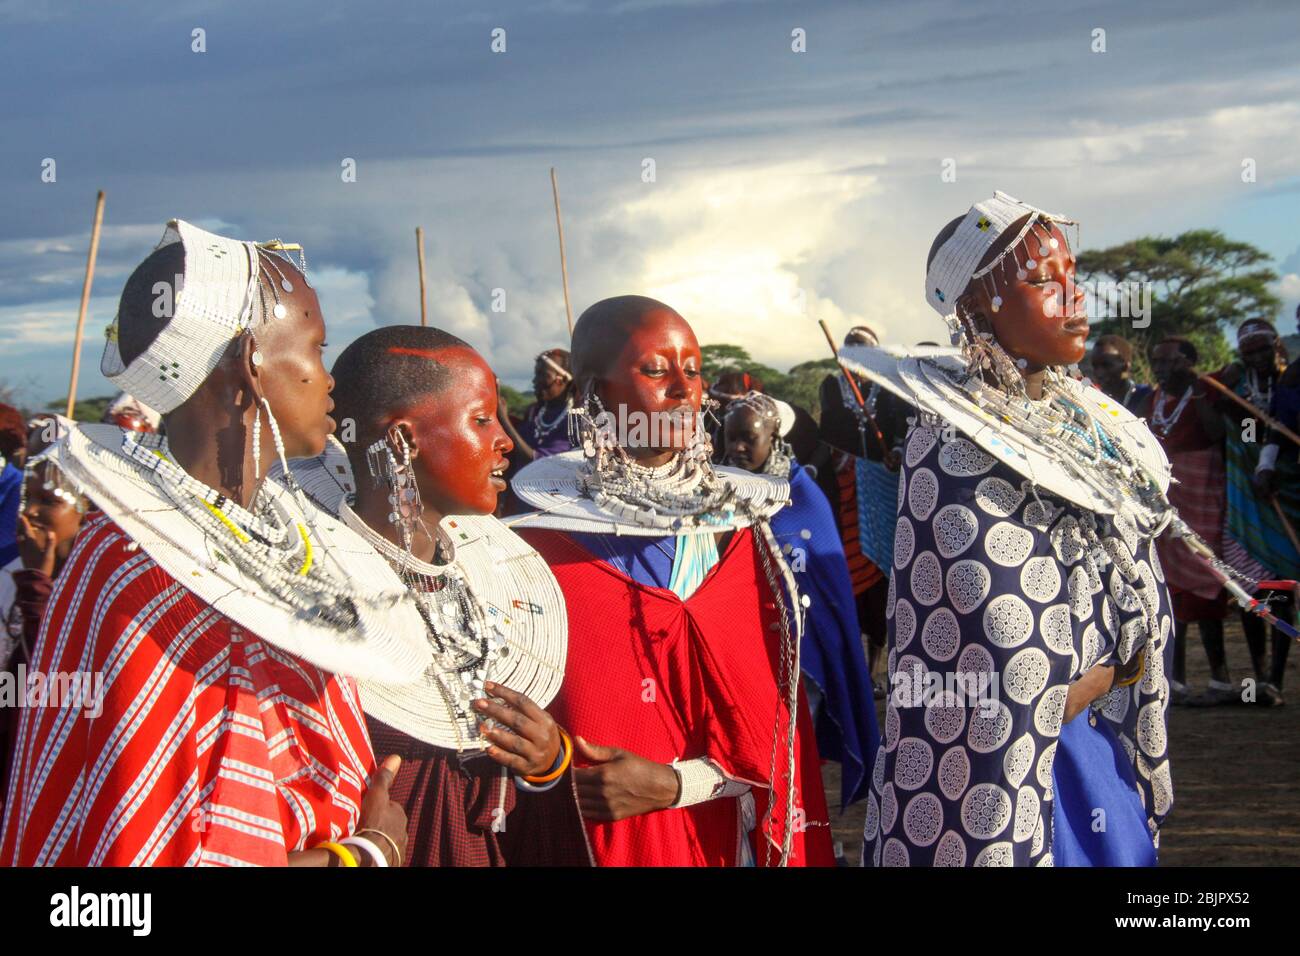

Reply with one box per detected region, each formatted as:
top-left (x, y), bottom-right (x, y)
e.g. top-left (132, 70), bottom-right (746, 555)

top-left (0, 192), bottom-right (1293, 868)
top-left (1088, 325), bottom-right (1298, 707)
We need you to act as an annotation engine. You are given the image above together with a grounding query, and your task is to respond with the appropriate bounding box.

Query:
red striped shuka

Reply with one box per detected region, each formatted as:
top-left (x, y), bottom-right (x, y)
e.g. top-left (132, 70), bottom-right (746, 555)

top-left (834, 451), bottom-right (883, 595)
top-left (0, 513), bottom-right (376, 866)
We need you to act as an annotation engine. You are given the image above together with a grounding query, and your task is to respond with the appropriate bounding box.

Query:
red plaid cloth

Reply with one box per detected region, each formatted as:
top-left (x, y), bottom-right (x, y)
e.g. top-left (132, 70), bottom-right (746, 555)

top-left (367, 717), bottom-right (591, 867)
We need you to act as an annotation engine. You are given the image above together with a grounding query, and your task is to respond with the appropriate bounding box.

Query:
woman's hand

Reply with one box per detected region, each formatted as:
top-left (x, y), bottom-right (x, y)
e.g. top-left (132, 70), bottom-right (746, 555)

top-left (287, 754), bottom-right (407, 866)
top-left (16, 515), bottom-right (58, 577)
top-left (571, 736), bottom-right (680, 821)
top-left (1063, 663), bottom-right (1117, 724)
top-left (356, 754), bottom-right (408, 865)
top-left (473, 681), bottom-right (561, 777)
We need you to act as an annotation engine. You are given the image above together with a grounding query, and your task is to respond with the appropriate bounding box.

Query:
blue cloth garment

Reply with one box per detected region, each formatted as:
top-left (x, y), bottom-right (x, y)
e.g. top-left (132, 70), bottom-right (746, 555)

top-left (773, 462), bottom-right (880, 808)
top-left (857, 456), bottom-right (899, 573)
top-left (0, 462), bottom-right (22, 569)
top-left (1052, 713), bottom-right (1158, 867)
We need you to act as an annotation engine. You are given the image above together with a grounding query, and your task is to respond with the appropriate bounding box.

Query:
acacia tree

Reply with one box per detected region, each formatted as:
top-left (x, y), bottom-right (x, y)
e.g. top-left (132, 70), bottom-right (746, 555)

top-left (1076, 230), bottom-right (1280, 372)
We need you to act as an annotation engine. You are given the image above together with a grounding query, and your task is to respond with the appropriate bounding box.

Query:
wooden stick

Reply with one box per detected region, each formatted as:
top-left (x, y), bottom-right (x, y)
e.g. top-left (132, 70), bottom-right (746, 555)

top-left (1271, 496), bottom-right (1300, 558)
top-left (817, 317), bottom-right (889, 457)
top-left (66, 190), bottom-right (106, 418)
top-left (415, 227), bottom-right (428, 327)
top-left (550, 168), bottom-right (574, 337)
top-left (1200, 373), bottom-right (1300, 447)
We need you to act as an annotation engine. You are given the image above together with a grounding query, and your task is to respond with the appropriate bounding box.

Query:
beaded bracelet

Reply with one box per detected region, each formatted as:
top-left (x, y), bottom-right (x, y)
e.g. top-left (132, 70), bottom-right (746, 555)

top-left (521, 729), bottom-right (572, 785)
top-left (317, 841), bottom-right (359, 868)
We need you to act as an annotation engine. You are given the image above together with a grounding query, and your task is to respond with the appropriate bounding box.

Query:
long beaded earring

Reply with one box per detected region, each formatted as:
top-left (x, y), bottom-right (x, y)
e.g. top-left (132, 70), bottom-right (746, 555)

top-left (262, 397), bottom-right (292, 481)
top-left (252, 402), bottom-right (263, 479)
top-left (366, 427), bottom-right (423, 553)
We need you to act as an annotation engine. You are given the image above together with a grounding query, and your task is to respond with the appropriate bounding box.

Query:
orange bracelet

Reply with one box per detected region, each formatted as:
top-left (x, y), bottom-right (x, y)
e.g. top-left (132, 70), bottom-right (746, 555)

top-left (317, 841), bottom-right (359, 867)
top-left (523, 728), bottom-right (573, 784)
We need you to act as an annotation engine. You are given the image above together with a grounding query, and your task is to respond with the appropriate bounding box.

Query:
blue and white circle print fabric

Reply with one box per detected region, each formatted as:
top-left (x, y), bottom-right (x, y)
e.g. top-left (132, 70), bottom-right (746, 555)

top-left (863, 422), bottom-right (1174, 866)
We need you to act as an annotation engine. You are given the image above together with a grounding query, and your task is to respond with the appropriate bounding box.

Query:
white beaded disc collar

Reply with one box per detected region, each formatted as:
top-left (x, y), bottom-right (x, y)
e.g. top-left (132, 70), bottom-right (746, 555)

top-left (46, 423), bottom-right (431, 684)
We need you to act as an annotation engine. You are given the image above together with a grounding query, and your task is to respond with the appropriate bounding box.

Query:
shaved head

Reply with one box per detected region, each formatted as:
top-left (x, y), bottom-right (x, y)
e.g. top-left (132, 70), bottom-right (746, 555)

top-left (331, 325), bottom-right (477, 463)
top-left (570, 295), bottom-right (686, 389)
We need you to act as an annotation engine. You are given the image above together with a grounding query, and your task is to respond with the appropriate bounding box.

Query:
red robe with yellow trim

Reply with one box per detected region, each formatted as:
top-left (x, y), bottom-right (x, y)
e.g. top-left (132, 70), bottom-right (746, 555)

top-left (0, 514), bottom-right (376, 866)
top-left (521, 527), bottom-right (835, 867)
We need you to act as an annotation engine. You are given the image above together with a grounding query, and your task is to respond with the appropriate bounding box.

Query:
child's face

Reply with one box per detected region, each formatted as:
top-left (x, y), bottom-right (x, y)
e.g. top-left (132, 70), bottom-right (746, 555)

top-left (22, 472), bottom-right (84, 560)
top-left (723, 407), bottom-right (776, 473)
top-left (968, 221), bottom-right (1089, 370)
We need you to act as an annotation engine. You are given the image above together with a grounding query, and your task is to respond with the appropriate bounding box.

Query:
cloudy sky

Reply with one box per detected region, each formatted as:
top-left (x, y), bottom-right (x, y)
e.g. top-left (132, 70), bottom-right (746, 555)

top-left (2, 0), bottom-right (1298, 409)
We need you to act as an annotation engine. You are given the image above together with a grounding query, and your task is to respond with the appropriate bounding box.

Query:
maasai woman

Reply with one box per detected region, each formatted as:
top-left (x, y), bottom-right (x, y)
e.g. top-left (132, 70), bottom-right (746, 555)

top-left (847, 192), bottom-right (1197, 866)
top-left (723, 390), bottom-right (879, 809)
top-left (510, 295), bottom-right (835, 867)
top-left (0, 221), bottom-right (429, 867)
top-left (1207, 319), bottom-right (1296, 706)
top-left (300, 326), bottom-right (588, 866)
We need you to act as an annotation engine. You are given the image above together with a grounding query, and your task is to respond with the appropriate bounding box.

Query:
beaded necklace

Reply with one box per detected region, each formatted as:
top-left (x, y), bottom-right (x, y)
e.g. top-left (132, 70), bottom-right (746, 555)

top-left (529, 398), bottom-right (572, 442)
top-left (1244, 369), bottom-right (1274, 416)
top-left (570, 397), bottom-right (742, 531)
top-left (342, 504), bottom-right (506, 745)
top-left (121, 432), bottom-right (362, 628)
top-left (1150, 385), bottom-right (1193, 438)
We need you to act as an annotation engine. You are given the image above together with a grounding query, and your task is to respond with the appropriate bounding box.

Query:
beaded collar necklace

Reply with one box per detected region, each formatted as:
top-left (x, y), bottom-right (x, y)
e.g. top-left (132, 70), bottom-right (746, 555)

top-left (930, 359), bottom-right (1173, 536)
top-left (569, 397), bottom-right (743, 532)
top-left (121, 431), bottom-right (362, 628)
top-left (341, 503), bottom-right (505, 745)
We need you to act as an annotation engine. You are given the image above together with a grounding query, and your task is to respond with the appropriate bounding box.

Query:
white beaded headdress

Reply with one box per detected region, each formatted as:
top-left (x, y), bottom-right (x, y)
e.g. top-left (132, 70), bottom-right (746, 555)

top-left (101, 220), bottom-right (306, 414)
top-left (925, 190), bottom-right (1076, 327)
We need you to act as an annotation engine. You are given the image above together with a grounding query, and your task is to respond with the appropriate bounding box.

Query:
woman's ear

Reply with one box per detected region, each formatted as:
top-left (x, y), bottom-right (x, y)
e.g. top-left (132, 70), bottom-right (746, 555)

top-left (234, 332), bottom-right (263, 407)
top-left (387, 420), bottom-right (418, 459)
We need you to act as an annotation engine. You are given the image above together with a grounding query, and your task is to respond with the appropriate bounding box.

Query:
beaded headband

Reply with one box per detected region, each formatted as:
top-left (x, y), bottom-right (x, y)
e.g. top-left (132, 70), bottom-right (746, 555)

top-left (101, 220), bottom-right (308, 414)
top-left (1237, 320), bottom-right (1277, 346)
top-left (925, 191), bottom-right (1076, 319)
top-left (537, 352), bottom-right (573, 381)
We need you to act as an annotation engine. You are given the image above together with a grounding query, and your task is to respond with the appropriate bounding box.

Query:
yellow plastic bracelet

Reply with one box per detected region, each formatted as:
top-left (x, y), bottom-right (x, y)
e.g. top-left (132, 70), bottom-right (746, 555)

top-left (523, 728), bottom-right (573, 785)
top-left (318, 841), bottom-right (359, 867)
top-left (1115, 649), bottom-right (1146, 688)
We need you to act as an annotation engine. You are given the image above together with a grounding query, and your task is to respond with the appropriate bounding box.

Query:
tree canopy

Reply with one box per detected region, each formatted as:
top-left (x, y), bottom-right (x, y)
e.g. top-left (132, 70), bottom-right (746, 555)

top-left (1076, 229), bottom-right (1280, 372)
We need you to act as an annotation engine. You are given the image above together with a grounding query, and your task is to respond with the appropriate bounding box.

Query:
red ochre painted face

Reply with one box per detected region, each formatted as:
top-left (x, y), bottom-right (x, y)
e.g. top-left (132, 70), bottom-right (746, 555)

top-left (396, 346), bottom-right (514, 517)
top-left (594, 308), bottom-right (704, 460)
top-left (964, 221), bottom-right (1089, 371)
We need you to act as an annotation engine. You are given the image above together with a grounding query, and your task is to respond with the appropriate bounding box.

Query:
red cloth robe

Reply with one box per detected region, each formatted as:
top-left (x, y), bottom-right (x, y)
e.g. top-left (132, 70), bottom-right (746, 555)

top-left (0, 514), bottom-right (376, 866)
top-left (521, 527), bottom-right (835, 867)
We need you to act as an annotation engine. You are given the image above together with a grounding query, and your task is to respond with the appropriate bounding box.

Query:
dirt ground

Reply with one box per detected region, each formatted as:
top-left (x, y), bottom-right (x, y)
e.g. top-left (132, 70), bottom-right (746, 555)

top-left (824, 617), bottom-right (1300, 865)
